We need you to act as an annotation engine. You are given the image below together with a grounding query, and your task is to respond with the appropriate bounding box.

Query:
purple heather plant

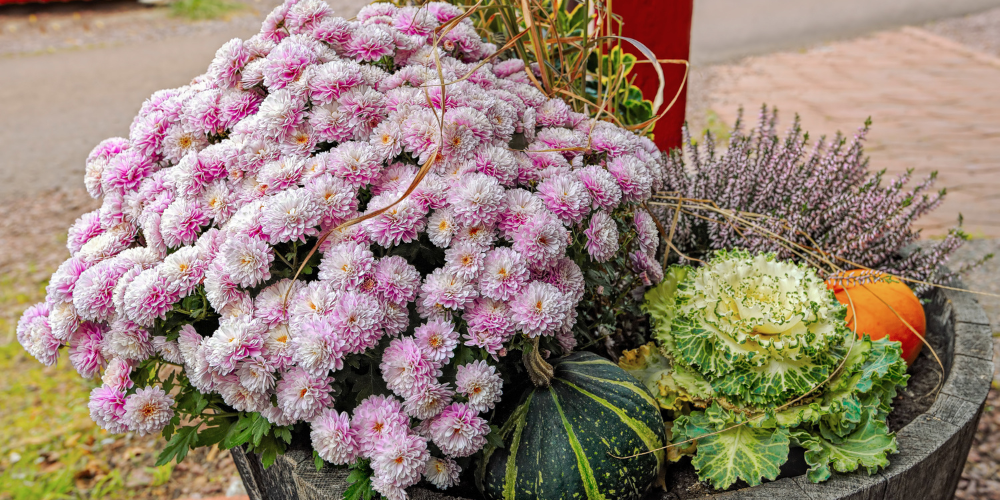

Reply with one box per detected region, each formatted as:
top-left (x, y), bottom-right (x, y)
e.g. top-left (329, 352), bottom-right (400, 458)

top-left (660, 107), bottom-right (967, 293)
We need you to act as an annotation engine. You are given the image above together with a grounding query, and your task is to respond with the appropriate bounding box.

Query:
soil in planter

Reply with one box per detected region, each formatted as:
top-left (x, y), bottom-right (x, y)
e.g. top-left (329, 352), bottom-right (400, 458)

top-left (648, 325), bottom-right (947, 500)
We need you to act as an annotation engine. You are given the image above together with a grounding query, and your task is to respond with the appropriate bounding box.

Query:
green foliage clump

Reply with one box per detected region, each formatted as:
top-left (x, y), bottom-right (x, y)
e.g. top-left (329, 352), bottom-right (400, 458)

top-left (621, 250), bottom-right (909, 489)
top-left (170, 0), bottom-right (244, 21)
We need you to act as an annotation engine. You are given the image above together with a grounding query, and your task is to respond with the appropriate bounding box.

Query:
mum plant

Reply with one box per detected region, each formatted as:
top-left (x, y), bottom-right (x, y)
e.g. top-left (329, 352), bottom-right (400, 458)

top-left (15, 1), bottom-right (670, 498)
top-left (623, 249), bottom-right (909, 489)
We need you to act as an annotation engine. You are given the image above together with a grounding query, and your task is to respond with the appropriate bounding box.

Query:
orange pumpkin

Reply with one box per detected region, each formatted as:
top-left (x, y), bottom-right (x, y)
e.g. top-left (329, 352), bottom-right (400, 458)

top-left (825, 270), bottom-right (926, 366)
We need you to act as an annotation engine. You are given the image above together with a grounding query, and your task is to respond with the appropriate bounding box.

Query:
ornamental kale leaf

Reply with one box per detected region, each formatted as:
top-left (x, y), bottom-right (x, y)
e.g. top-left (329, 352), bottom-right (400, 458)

top-left (622, 250), bottom-right (908, 489)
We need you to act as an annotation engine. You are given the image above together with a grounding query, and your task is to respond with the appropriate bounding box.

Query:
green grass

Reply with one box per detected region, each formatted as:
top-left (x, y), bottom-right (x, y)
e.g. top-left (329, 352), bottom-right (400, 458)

top-left (170, 0), bottom-right (245, 21)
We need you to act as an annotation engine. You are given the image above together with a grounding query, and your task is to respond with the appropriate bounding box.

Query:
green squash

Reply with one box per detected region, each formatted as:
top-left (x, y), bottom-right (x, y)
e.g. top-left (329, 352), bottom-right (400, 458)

top-left (478, 350), bottom-right (666, 500)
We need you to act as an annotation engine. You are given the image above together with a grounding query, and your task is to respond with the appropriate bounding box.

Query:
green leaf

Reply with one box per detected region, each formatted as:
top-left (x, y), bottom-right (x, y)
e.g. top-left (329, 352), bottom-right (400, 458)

top-left (486, 424), bottom-right (505, 449)
top-left (313, 450), bottom-right (325, 472)
top-left (674, 406), bottom-right (789, 489)
top-left (791, 410), bottom-right (897, 483)
top-left (619, 342), bottom-right (711, 410)
top-left (344, 459), bottom-right (376, 500)
top-left (222, 414), bottom-right (255, 450)
top-left (155, 426), bottom-right (200, 466)
top-left (197, 419), bottom-right (233, 448)
top-left (251, 413), bottom-right (272, 447)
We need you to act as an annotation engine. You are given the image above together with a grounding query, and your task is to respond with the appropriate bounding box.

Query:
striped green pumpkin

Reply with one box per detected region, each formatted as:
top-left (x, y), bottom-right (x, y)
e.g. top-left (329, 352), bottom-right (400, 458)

top-left (477, 351), bottom-right (666, 500)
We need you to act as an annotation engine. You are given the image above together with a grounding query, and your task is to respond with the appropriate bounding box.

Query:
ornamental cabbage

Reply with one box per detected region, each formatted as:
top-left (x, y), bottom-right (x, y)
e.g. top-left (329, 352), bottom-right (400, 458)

top-left (622, 249), bottom-right (909, 489)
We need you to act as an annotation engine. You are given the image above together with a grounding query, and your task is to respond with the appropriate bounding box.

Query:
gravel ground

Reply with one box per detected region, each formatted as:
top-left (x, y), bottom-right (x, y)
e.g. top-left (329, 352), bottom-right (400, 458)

top-left (925, 6), bottom-right (1000, 57)
top-left (0, 0), bottom-right (284, 58)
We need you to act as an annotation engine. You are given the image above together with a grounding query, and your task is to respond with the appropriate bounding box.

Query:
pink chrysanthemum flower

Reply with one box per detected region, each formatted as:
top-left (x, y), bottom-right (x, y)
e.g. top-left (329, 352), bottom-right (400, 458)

top-left (218, 234), bottom-right (274, 288)
top-left (67, 210), bottom-right (104, 254)
top-left (374, 256), bottom-right (421, 304)
top-left (510, 281), bottom-right (570, 338)
top-left (464, 298), bottom-right (515, 355)
top-left (46, 300), bottom-right (77, 342)
top-left (339, 85), bottom-right (387, 137)
top-left (253, 279), bottom-right (302, 327)
top-left (263, 323), bottom-right (294, 371)
top-left (428, 403), bottom-right (490, 457)
top-left (363, 193), bottom-right (427, 247)
top-left (312, 15), bottom-right (354, 47)
top-left (330, 291), bottom-right (382, 353)
top-left (426, 208), bottom-right (457, 248)
top-left (478, 247), bottom-right (529, 301)
top-left (474, 145), bottom-right (518, 186)
top-left (262, 36), bottom-right (318, 90)
top-left (291, 317), bottom-right (347, 376)
top-left (511, 212), bottom-right (569, 269)
top-left (258, 156), bottom-right (305, 194)
top-left (153, 336), bottom-right (184, 365)
top-left (584, 211), bottom-right (620, 263)
top-left (380, 337), bottom-right (437, 398)
top-left (261, 188), bottom-right (323, 244)
top-left (318, 241), bottom-right (375, 289)
top-left (69, 322), bottom-right (107, 379)
top-left (308, 60), bottom-right (365, 105)
top-left (455, 360), bottom-right (503, 413)
top-left (204, 319), bottom-right (266, 374)
top-left (346, 24), bottom-right (396, 62)
top-left (608, 155), bottom-right (653, 202)
top-left (84, 137), bottom-right (129, 199)
top-left (102, 357), bottom-right (134, 391)
top-left (352, 394), bottom-right (409, 452)
top-left (47, 257), bottom-right (89, 304)
top-left (102, 149), bottom-right (156, 197)
top-left (159, 199), bottom-right (210, 249)
top-left (122, 385), bottom-right (175, 436)
top-left (403, 381), bottom-right (454, 420)
top-left (424, 456), bottom-right (461, 490)
top-left (182, 89), bottom-right (225, 135)
top-left (536, 171), bottom-right (592, 224)
top-left (453, 222), bottom-right (497, 249)
top-left (210, 38), bottom-right (251, 88)
top-left (498, 188), bottom-right (544, 236)
top-left (576, 165), bottom-right (623, 211)
top-left (371, 431), bottom-right (428, 494)
top-left (633, 209), bottom-right (659, 256)
top-left (217, 374), bottom-right (271, 412)
top-left (204, 260), bottom-right (245, 312)
top-left (629, 250), bottom-right (664, 286)
top-left (236, 357), bottom-right (275, 394)
top-left (286, 0), bottom-right (333, 32)
top-left (73, 260), bottom-right (128, 323)
top-left (539, 257), bottom-right (586, 303)
top-left (276, 366), bottom-right (334, 422)
top-left (413, 318), bottom-right (458, 364)
top-left (288, 281), bottom-right (339, 327)
top-left (401, 108), bottom-right (442, 163)
top-left (257, 89), bottom-right (307, 141)
top-left (444, 241), bottom-right (485, 281)
top-left (122, 269), bottom-right (177, 327)
top-left (157, 247), bottom-right (206, 298)
top-left (328, 141), bottom-right (382, 187)
top-left (419, 268), bottom-right (477, 312)
top-left (220, 90), bottom-right (264, 130)
top-left (447, 172), bottom-right (505, 227)
top-left (306, 173), bottom-right (358, 225)
top-left (440, 108), bottom-right (490, 160)
top-left (89, 386), bottom-right (128, 434)
top-left (311, 409), bottom-right (360, 465)
top-left (536, 98), bottom-right (572, 127)
top-left (370, 119), bottom-right (403, 162)
top-left (162, 125), bottom-right (208, 164)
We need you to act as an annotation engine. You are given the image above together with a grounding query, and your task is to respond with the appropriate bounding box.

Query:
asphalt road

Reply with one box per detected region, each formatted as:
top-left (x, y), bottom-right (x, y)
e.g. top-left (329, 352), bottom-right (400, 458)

top-left (691, 0), bottom-right (1000, 64)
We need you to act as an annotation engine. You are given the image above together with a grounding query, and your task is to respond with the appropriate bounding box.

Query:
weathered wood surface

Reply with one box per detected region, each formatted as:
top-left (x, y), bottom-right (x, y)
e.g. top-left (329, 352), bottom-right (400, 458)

top-left (232, 284), bottom-right (994, 500)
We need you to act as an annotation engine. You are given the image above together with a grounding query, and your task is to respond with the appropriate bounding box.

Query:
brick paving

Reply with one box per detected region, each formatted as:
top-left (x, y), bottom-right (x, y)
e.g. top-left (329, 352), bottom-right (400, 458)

top-left (702, 26), bottom-right (1000, 237)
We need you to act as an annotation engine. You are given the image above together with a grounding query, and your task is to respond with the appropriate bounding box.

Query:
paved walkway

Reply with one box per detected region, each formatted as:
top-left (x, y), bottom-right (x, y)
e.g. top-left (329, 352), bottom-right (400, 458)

top-left (704, 26), bottom-right (1000, 237)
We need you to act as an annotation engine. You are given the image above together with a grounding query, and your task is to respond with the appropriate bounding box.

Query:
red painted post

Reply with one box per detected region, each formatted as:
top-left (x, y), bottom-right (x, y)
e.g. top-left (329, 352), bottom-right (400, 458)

top-left (614, 0), bottom-right (694, 152)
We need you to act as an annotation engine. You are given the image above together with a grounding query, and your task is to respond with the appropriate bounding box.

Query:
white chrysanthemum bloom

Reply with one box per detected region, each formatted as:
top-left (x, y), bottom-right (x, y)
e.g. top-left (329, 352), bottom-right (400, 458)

top-left (680, 249), bottom-right (844, 358)
top-left (455, 360), bottom-right (503, 413)
top-left (122, 386), bottom-right (174, 436)
top-left (424, 456), bottom-right (461, 490)
top-left (426, 208), bottom-right (457, 248)
top-left (218, 234), bottom-right (274, 288)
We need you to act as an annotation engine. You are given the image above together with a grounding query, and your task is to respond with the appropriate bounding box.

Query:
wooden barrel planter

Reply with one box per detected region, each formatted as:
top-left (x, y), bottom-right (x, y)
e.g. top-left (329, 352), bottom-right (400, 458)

top-left (231, 282), bottom-right (994, 500)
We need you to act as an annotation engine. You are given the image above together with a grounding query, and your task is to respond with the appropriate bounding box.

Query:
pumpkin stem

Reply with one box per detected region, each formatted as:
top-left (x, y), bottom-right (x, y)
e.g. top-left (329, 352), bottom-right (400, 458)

top-left (524, 336), bottom-right (554, 387)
